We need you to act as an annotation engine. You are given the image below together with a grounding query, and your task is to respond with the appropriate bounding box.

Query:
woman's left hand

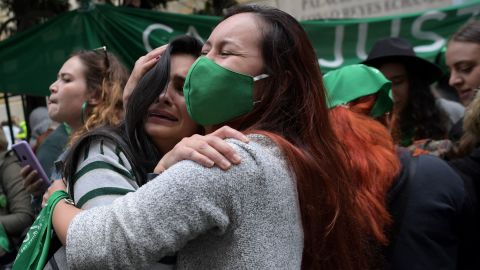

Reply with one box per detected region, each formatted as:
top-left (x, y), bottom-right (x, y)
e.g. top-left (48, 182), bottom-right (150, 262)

top-left (42, 179), bottom-right (67, 208)
top-left (155, 126), bottom-right (249, 173)
top-left (123, 45), bottom-right (167, 108)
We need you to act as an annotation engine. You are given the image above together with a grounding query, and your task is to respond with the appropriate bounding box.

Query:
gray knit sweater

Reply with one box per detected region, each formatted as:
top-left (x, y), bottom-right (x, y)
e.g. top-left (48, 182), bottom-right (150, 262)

top-left (66, 135), bottom-right (304, 269)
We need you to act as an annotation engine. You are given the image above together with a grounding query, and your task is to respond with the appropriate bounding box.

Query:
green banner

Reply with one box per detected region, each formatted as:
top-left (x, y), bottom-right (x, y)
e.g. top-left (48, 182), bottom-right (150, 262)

top-left (0, 2), bottom-right (479, 96)
top-left (305, 2), bottom-right (480, 69)
top-left (0, 5), bottom-right (218, 97)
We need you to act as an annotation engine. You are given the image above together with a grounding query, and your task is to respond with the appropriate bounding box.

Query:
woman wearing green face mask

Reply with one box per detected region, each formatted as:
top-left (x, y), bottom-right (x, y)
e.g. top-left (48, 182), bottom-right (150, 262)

top-left (47, 6), bottom-right (368, 270)
top-left (30, 36), bottom-right (246, 270)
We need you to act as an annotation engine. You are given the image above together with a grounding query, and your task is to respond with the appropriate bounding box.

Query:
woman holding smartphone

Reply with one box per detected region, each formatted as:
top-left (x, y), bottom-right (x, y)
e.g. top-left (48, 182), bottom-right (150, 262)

top-left (20, 48), bottom-right (130, 211)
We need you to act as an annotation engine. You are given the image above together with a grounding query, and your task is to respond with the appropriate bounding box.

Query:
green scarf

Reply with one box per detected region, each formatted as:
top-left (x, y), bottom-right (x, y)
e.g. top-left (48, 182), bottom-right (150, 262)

top-left (12, 190), bottom-right (69, 270)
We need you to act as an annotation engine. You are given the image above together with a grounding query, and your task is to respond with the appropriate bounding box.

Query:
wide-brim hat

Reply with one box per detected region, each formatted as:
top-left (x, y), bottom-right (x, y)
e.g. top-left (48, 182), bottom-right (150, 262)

top-left (362, 37), bottom-right (442, 84)
top-left (323, 64), bottom-right (393, 118)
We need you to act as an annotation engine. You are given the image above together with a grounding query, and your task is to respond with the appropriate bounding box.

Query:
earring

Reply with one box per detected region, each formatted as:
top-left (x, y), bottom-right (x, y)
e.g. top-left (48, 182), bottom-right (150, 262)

top-left (81, 101), bottom-right (88, 125)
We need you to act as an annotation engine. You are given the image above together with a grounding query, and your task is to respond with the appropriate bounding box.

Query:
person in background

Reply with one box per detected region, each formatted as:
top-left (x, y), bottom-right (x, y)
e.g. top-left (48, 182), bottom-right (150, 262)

top-left (433, 46), bottom-right (465, 127)
top-left (443, 21), bottom-right (480, 269)
top-left (32, 121), bottom-right (68, 181)
top-left (323, 64), bottom-right (471, 270)
top-left (1, 119), bottom-right (20, 150)
top-left (434, 46), bottom-right (464, 102)
top-left (446, 20), bottom-right (480, 141)
top-left (447, 21), bottom-right (480, 108)
top-left (0, 129), bottom-right (34, 267)
top-left (363, 37), bottom-right (450, 147)
top-left (27, 106), bottom-right (52, 152)
top-left (31, 121), bottom-right (59, 154)
top-left (14, 121), bottom-right (27, 142)
top-left (48, 5), bottom-right (373, 269)
top-left (449, 90), bottom-right (480, 176)
top-left (21, 48), bottom-right (130, 211)
top-left (447, 90), bottom-right (480, 270)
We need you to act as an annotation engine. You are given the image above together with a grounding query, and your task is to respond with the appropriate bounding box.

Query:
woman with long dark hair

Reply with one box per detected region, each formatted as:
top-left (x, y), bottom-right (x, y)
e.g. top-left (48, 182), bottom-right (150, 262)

top-left (363, 37), bottom-right (449, 146)
top-left (47, 6), bottom-right (370, 269)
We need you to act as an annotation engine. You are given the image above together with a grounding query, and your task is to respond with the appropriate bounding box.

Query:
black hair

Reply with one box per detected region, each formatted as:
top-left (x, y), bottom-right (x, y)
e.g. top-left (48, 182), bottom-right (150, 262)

top-left (63, 35), bottom-right (203, 194)
top-left (366, 58), bottom-right (449, 145)
top-left (125, 35), bottom-right (203, 176)
top-left (395, 69), bottom-right (449, 144)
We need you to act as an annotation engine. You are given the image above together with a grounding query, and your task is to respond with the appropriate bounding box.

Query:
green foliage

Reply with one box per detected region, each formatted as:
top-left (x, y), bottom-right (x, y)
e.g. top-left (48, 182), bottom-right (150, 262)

top-left (0, 0), bottom-right (239, 39)
top-left (195, 0), bottom-right (237, 16)
top-left (149, 0), bottom-right (170, 8)
top-left (0, 0), bottom-right (70, 37)
top-left (117, 0), bottom-right (171, 9)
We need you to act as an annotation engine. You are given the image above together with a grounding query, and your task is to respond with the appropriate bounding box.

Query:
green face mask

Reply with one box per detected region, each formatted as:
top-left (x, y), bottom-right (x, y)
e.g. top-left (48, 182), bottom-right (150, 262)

top-left (183, 56), bottom-right (269, 126)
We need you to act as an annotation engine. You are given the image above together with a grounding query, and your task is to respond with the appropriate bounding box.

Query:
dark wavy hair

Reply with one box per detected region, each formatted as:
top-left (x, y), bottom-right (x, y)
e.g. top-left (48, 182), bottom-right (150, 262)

top-left (392, 69), bottom-right (449, 145)
top-left (63, 35), bottom-right (203, 191)
top-left (365, 58), bottom-right (449, 145)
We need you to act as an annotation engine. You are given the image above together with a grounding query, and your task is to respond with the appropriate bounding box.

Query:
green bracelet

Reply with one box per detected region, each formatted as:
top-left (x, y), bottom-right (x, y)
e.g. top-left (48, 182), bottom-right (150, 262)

top-left (47, 190), bottom-right (70, 208)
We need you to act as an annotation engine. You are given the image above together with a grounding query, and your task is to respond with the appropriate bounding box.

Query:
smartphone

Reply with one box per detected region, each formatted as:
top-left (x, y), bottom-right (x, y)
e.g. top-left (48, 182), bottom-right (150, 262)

top-left (11, 141), bottom-right (50, 185)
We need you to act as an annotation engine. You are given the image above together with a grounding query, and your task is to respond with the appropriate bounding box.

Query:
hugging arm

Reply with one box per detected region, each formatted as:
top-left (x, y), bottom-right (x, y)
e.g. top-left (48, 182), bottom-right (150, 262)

top-left (156, 126), bottom-right (249, 172)
top-left (57, 143), bottom-right (260, 269)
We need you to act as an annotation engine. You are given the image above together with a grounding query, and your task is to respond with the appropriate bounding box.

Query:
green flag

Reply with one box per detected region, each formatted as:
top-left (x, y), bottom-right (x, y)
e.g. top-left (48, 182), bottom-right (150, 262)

top-left (12, 190), bottom-right (69, 270)
top-left (0, 2), bottom-right (479, 96)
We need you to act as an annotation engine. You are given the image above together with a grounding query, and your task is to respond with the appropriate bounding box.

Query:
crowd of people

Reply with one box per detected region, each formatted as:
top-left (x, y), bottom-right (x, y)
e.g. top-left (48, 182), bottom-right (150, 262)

top-left (0, 4), bottom-right (479, 270)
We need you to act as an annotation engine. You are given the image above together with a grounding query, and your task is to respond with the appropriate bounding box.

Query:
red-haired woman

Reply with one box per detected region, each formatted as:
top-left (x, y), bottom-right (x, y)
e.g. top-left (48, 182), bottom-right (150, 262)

top-left (47, 5), bottom-right (373, 270)
top-left (323, 64), bottom-right (469, 270)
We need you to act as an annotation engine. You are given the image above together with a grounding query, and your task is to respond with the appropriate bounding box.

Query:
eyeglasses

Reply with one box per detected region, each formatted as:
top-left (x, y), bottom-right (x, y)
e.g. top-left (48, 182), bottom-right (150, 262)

top-left (92, 45), bottom-right (110, 70)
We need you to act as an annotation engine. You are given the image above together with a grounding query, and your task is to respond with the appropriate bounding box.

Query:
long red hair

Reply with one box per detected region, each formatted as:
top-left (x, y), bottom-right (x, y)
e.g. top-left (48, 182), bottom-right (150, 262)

top-left (223, 6), bottom-right (373, 269)
top-left (330, 96), bottom-right (400, 245)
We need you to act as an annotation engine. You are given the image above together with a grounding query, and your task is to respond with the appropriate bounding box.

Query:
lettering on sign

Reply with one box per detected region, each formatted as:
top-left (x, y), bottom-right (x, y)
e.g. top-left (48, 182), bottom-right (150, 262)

top-left (317, 6), bottom-right (479, 68)
top-left (297, 0), bottom-right (452, 19)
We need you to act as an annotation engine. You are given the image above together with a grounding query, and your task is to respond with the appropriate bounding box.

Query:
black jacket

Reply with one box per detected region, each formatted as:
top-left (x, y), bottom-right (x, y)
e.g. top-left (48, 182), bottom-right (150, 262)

top-left (385, 151), bottom-right (467, 270)
top-left (449, 146), bottom-right (480, 270)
